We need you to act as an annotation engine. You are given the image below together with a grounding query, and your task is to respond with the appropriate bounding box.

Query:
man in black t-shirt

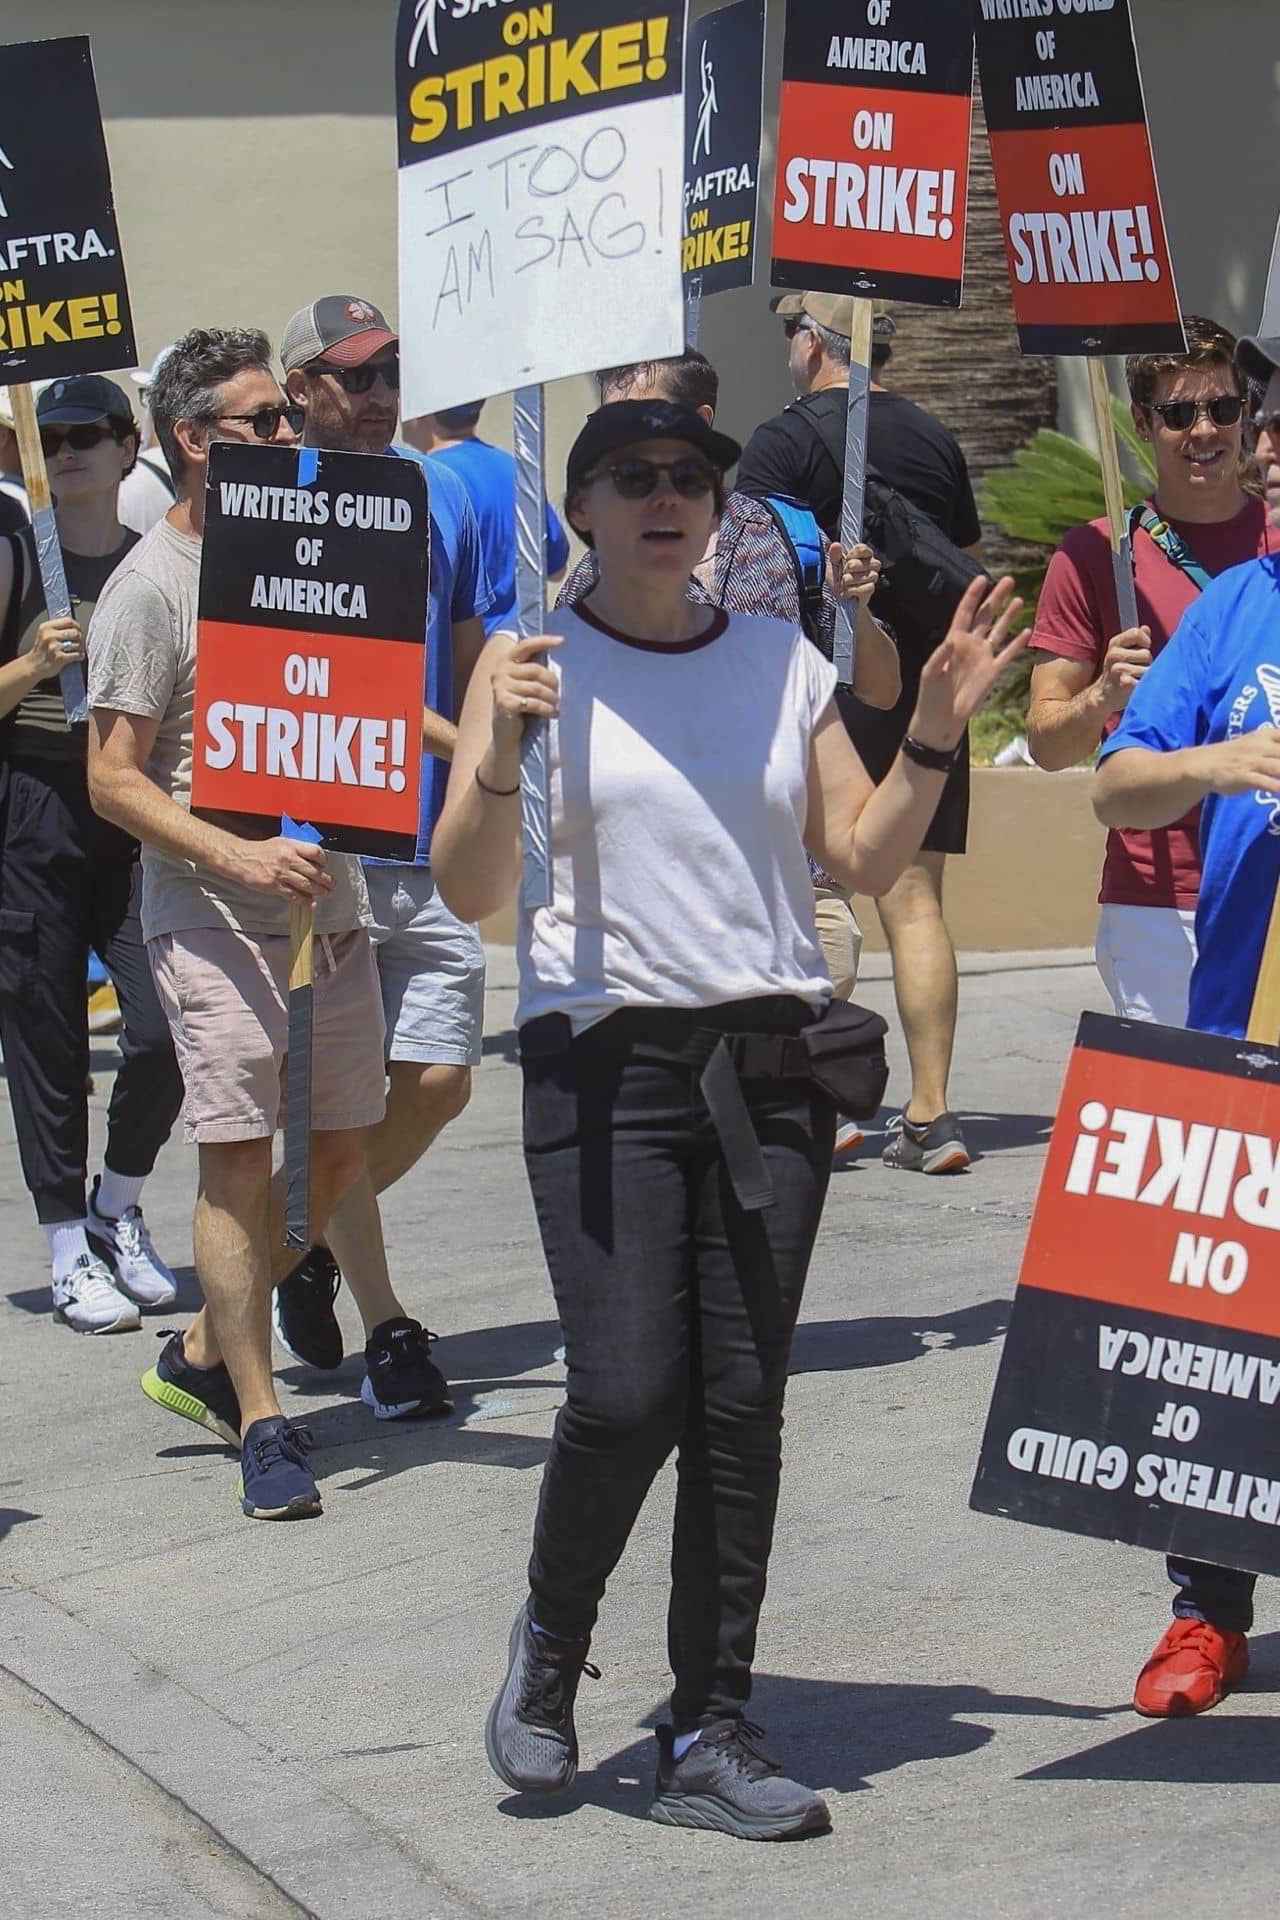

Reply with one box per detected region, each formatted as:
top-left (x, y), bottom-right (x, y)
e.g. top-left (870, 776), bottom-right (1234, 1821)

top-left (737, 294), bottom-right (983, 1176)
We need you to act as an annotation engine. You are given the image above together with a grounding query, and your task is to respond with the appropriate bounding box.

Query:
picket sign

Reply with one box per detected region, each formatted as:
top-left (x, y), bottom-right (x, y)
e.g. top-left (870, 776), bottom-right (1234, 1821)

top-left (831, 300), bottom-right (874, 683)
top-left (1087, 357), bottom-right (1141, 634)
top-left (6, 382), bottom-right (85, 720)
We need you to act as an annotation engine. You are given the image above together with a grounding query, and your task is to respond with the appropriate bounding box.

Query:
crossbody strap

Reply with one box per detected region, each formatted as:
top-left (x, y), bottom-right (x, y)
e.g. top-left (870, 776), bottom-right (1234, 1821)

top-left (1129, 502), bottom-right (1213, 593)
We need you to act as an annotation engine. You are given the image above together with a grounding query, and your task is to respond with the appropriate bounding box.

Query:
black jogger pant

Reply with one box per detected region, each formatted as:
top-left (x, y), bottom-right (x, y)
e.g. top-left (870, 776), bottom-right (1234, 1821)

top-left (0, 756), bottom-right (183, 1223)
top-left (520, 997), bottom-right (835, 1732)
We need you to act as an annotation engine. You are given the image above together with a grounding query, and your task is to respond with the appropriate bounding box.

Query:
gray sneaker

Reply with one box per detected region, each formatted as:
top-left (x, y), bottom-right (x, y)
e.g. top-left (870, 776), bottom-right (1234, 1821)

top-left (882, 1110), bottom-right (971, 1174)
top-left (484, 1602), bottom-right (598, 1795)
top-left (650, 1720), bottom-right (831, 1841)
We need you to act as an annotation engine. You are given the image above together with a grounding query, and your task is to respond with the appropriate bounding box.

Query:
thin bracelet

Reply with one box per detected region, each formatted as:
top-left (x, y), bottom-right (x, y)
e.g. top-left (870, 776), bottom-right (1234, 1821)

top-left (900, 733), bottom-right (960, 773)
top-left (475, 767), bottom-right (521, 798)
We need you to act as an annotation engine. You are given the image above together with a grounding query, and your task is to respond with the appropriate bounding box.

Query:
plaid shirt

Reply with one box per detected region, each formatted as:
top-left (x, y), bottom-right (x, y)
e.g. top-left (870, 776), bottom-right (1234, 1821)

top-left (556, 490), bottom-right (844, 887)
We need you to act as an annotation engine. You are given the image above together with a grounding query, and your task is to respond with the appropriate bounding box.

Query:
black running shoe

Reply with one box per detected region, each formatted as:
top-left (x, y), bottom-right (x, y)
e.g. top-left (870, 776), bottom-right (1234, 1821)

top-left (237, 1416), bottom-right (322, 1520)
top-left (650, 1719), bottom-right (831, 1841)
top-left (272, 1245), bottom-right (343, 1370)
top-left (485, 1602), bottom-right (598, 1795)
top-left (882, 1110), bottom-right (971, 1175)
top-left (141, 1330), bottom-right (241, 1448)
top-left (361, 1316), bottom-right (453, 1418)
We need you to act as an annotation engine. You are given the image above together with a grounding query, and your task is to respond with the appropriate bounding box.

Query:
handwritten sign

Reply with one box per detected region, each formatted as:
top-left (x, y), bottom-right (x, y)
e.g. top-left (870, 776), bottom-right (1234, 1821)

top-left (974, 0), bottom-right (1184, 355)
top-left (682, 0), bottom-right (764, 298)
top-left (0, 37), bottom-right (135, 381)
top-left (772, 0), bottom-right (975, 308)
top-left (395, 0), bottom-right (685, 415)
top-left (191, 444), bottom-right (428, 862)
top-left (972, 1014), bottom-right (1280, 1578)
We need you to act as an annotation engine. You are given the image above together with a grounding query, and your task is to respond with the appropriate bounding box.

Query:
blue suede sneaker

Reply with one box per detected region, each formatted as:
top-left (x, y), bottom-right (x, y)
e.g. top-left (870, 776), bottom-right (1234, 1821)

top-left (237, 1416), bottom-right (322, 1520)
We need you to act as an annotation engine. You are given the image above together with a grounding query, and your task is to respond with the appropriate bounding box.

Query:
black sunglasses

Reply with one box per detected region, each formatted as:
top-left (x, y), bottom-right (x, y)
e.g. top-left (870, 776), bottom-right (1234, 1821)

top-left (1147, 395), bottom-right (1244, 430)
top-left (308, 355), bottom-right (400, 395)
top-left (590, 455), bottom-right (719, 500)
top-left (783, 315), bottom-right (812, 340)
top-left (39, 419), bottom-right (122, 457)
top-left (1248, 408), bottom-right (1280, 450)
top-left (214, 403), bottom-right (304, 440)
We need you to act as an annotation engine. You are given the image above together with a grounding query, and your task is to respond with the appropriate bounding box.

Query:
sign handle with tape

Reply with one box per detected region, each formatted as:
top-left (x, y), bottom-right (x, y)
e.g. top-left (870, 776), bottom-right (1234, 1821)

top-left (1247, 884), bottom-right (1280, 1046)
top-left (832, 300), bottom-right (874, 686)
top-left (685, 272), bottom-right (704, 351)
top-left (1086, 356), bottom-right (1141, 635)
top-left (7, 383), bottom-right (86, 723)
top-left (285, 898), bottom-right (315, 1249)
top-left (515, 383), bottom-right (551, 911)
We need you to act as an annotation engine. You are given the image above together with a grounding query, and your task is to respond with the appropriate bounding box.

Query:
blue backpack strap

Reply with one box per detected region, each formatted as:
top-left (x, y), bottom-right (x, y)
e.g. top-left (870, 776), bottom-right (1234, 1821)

top-left (760, 494), bottom-right (826, 641)
top-left (1130, 502), bottom-right (1213, 594)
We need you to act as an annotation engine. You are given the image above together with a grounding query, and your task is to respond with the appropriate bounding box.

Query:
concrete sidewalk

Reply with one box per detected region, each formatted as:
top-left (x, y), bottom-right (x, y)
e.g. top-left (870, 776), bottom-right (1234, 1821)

top-left (3, 949), bottom-right (1279, 1919)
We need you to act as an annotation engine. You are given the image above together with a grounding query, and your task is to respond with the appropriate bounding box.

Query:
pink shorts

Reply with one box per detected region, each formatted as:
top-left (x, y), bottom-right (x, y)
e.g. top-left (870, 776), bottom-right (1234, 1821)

top-left (148, 925), bottom-right (387, 1144)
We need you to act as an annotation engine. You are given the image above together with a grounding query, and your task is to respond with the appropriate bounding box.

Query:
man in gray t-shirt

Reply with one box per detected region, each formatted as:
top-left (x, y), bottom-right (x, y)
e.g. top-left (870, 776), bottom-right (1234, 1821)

top-left (87, 327), bottom-right (387, 1523)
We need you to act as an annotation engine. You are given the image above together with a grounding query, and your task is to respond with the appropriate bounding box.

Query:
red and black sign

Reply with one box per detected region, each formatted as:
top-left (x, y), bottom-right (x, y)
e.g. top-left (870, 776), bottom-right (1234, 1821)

top-left (0, 37), bottom-right (136, 383)
top-left (190, 443), bottom-right (428, 862)
top-left (972, 1014), bottom-right (1280, 1579)
top-left (771, 0), bottom-right (975, 309)
top-left (974, 0), bottom-right (1184, 356)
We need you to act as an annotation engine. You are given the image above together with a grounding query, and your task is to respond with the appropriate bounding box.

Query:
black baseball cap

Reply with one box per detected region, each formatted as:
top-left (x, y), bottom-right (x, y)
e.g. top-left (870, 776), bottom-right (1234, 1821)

top-left (38, 374), bottom-right (135, 426)
top-left (566, 399), bottom-right (740, 491)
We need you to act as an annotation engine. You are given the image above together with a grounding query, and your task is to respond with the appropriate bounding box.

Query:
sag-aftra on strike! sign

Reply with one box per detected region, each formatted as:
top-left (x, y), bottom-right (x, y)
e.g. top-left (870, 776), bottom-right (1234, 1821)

top-left (973, 1015), bottom-right (1280, 1579)
top-left (974, 0), bottom-right (1183, 354)
top-left (191, 444), bottom-right (428, 863)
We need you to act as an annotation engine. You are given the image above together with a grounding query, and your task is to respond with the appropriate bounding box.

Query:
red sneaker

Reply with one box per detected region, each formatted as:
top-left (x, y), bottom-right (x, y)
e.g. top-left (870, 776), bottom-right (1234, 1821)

top-left (1133, 1618), bottom-right (1249, 1717)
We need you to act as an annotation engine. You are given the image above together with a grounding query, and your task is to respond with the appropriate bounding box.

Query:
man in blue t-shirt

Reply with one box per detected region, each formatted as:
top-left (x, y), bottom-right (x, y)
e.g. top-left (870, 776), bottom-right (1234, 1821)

top-left (279, 295), bottom-right (495, 1417)
top-left (1095, 321), bottom-right (1280, 1720)
top-left (404, 401), bottom-right (569, 632)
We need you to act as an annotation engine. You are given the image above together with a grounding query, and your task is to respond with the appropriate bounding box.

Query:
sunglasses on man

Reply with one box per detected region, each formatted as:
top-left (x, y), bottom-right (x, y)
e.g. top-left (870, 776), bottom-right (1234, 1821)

top-left (588, 455), bottom-right (719, 499)
top-left (1146, 395), bottom-right (1245, 431)
top-left (307, 355), bottom-right (401, 396)
top-left (212, 403), bottom-right (304, 441)
top-left (39, 419), bottom-right (126, 458)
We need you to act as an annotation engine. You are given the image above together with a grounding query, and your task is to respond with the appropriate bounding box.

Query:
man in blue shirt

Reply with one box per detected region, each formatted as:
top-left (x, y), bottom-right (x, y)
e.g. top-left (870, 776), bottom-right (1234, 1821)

top-left (404, 401), bottom-right (569, 632)
top-left (1094, 321), bottom-right (1280, 1718)
top-left (279, 296), bottom-right (494, 1416)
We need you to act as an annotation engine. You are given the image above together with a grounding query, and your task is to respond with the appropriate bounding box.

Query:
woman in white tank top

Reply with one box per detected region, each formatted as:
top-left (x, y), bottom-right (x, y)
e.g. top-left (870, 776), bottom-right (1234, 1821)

top-left (433, 399), bottom-right (1025, 1841)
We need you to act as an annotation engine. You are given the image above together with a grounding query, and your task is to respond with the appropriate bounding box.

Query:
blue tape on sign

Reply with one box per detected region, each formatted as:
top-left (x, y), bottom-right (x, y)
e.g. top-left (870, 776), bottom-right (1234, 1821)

top-left (296, 447), bottom-right (319, 487)
top-left (281, 814), bottom-right (324, 843)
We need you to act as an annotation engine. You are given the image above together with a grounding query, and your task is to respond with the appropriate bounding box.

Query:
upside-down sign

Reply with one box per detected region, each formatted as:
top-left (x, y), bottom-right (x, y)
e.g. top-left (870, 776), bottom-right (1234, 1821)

top-left (190, 444), bottom-right (428, 863)
top-left (772, 0), bottom-right (975, 308)
top-left (395, 0), bottom-right (685, 417)
top-left (972, 1014), bottom-right (1280, 1580)
top-left (974, 0), bottom-right (1184, 356)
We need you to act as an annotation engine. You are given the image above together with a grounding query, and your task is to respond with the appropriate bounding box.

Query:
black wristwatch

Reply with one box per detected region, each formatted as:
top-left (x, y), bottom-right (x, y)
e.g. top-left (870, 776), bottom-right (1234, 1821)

top-left (900, 733), bottom-right (961, 773)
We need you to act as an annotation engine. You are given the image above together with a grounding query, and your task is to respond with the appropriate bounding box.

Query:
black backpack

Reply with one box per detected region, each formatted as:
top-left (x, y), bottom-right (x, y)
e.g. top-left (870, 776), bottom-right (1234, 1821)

top-left (785, 392), bottom-right (987, 658)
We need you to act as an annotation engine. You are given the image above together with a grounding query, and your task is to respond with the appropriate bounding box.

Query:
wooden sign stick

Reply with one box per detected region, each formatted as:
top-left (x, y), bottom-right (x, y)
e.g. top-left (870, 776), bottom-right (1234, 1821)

top-left (1087, 355), bottom-right (1141, 635)
top-left (832, 298), bottom-right (875, 685)
top-left (1247, 886), bottom-right (1280, 1045)
top-left (284, 899), bottom-right (315, 1248)
top-left (7, 382), bottom-right (87, 721)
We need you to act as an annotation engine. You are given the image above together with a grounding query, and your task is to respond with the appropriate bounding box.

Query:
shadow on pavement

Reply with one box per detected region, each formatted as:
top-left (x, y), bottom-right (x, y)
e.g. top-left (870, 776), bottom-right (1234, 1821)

top-left (0, 1509), bottom-right (39, 1544)
top-left (499, 1671), bottom-right (1113, 1823)
top-left (790, 1298), bottom-right (1009, 1374)
top-left (482, 1028), bottom-right (521, 1066)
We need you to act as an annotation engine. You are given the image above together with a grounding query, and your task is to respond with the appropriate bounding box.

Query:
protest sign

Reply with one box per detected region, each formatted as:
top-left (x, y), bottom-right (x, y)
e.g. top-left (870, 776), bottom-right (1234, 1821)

top-left (0, 38), bottom-right (135, 382)
top-left (395, 0), bottom-right (685, 415)
top-left (771, 0), bottom-right (975, 308)
top-left (191, 443), bottom-right (428, 863)
top-left (972, 1012), bottom-right (1280, 1579)
top-left (973, 0), bottom-right (1183, 358)
top-left (683, 0), bottom-right (765, 304)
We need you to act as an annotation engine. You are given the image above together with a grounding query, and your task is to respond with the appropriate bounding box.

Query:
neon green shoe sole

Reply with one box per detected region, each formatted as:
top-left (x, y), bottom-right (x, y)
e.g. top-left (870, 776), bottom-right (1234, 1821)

top-left (141, 1364), bottom-right (240, 1449)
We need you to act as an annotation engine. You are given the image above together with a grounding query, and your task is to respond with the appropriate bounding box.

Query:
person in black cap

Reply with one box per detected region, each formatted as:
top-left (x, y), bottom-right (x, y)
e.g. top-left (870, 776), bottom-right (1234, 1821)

top-left (0, 374), bottom-right (183, 1332)
top-left (1093, 323), bottom-right (1280, 1722)
top-left (432, 397), bottom-right (1025, 1839)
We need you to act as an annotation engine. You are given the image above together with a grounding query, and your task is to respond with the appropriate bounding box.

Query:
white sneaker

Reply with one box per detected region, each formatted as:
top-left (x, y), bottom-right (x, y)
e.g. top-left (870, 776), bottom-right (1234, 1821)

top-left (52, 1252), bottom-right (141, 1334)
top-left (88, 1182), bottom-right (178, 1309)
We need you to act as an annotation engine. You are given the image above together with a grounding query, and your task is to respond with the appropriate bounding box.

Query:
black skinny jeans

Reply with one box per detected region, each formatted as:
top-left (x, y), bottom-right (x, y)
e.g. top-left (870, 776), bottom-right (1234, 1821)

top-left (521, 998), bottom-right (835, 1731)
top-left (0, 756), bottom-right (183, 1223)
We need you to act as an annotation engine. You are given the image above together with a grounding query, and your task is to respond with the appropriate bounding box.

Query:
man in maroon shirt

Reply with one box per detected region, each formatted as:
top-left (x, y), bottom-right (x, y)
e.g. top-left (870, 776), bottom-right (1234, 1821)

top-left (1028, 316), bottom-right (1275, 1025)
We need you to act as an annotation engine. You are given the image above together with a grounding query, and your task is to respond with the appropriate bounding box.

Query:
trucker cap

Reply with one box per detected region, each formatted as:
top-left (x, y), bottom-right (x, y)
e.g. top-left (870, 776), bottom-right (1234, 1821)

top-left (566, 399), bottom-right (741, 492)
top-left (280, 295), bottom-right (398, 373)
top-left (37, 374), bottom-right (135, 426)
top-left (771, 292), bottom-right (896, 343)
top-left (1237, 332), bottom-right (1280, 386)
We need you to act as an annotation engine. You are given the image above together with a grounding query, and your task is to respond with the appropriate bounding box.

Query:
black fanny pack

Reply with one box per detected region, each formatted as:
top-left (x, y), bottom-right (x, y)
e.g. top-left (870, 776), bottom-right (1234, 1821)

top-left (796, 997), bottom-right (889, 1120)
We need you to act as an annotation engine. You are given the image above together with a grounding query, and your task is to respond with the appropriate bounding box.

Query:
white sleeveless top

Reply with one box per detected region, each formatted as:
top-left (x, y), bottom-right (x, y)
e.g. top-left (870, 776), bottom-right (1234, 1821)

top-left (516, 603), bottom-right (839, 1033)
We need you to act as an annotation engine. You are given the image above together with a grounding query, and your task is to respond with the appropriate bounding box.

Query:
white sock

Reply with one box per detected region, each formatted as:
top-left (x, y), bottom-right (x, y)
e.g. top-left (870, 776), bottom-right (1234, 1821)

top-left (94, 1169), bottom-right (145, 1219)
top-left (672, 1730), bottom-right (702, 1761)
top-left (45, 1221), bottom-right (91, 1279)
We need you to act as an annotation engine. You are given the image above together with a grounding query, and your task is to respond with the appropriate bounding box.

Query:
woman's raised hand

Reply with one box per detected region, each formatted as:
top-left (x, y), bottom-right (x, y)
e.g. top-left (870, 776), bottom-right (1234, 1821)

top-left (911, 575), bottom-right (1026, 749)
top-left (489, 635), bottom-right (562, 748)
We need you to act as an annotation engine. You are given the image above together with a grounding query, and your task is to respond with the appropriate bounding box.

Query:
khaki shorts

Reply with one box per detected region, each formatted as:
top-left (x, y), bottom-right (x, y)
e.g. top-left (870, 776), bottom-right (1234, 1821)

top-left (813, 885), bottom-right (864, 1003)
top-left (148, 925), bottom-right (387, 1144)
